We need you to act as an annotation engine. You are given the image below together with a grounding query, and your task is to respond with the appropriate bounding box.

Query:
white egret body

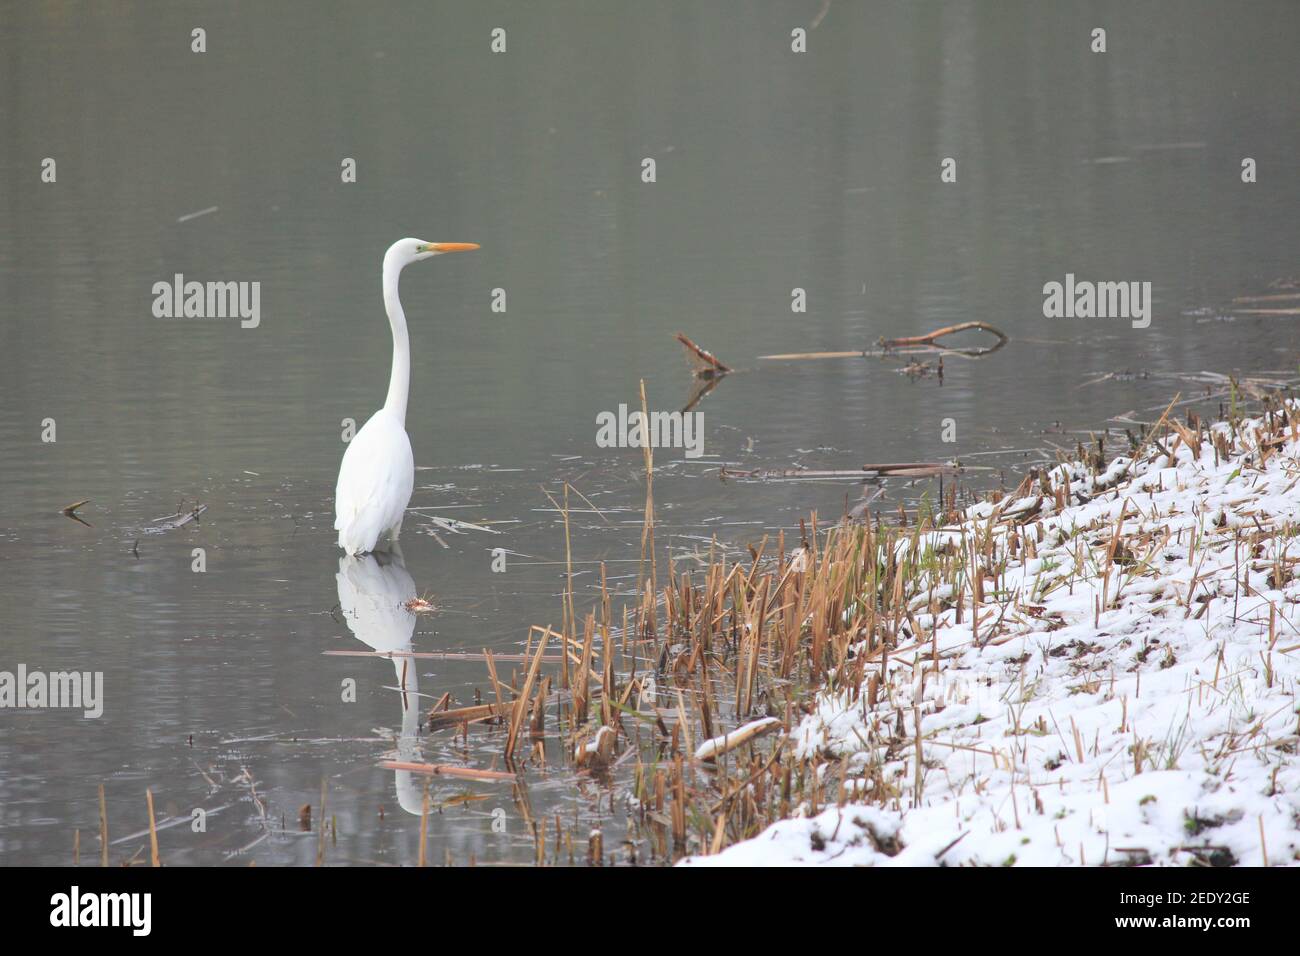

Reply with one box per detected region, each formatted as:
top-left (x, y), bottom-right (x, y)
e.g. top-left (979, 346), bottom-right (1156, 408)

top-left (334, 238), bottom-right (478, 555)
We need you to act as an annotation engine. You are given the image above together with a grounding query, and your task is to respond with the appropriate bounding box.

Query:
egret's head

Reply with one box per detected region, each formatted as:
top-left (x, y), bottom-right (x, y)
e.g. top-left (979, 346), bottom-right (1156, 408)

top-left (386, 237), bottom-right (480, 271)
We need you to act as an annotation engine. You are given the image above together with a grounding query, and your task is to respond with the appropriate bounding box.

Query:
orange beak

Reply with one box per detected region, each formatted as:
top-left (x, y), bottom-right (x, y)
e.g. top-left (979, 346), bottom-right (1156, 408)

top-left (423, 242), bottom-right (480, 253)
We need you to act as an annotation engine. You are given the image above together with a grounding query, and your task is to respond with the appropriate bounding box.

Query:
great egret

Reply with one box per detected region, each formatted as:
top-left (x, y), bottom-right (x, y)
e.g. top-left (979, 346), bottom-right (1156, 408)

top-left (334, 238), bottom-right (479, 555)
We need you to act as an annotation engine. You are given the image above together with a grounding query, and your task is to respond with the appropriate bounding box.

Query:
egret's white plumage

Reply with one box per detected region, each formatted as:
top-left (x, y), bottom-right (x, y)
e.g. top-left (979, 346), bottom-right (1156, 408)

top-left (334, 237), bottom-right (478, 555)
top-left (334, 409), bottom-right (415, 555)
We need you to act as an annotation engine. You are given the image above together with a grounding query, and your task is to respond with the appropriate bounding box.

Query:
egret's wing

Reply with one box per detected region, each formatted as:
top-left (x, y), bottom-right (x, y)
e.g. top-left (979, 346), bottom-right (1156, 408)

top-left (333, 413), bottom-right (414, 551)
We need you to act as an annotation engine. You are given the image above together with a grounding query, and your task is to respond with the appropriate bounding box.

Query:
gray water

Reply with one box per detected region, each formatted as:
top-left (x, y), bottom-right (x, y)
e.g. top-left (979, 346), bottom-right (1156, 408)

top-left (1, 0), bottom-right (1297, 865)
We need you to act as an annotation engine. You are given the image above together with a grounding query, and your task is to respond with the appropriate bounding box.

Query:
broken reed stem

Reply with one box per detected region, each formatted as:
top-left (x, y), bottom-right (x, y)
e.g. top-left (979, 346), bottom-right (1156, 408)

top-left (505, 629), bottom-right (551, 761)
top-left (485, 649), bottom-right (505, 718)
top-left (695, 716), bottom-right (781, 762)
top-left (675, 332), bottom-right (732, 375)
top-left (145, 788), bottom-right (160, 867)
top-left (427, 699), bottom-right (513, 728)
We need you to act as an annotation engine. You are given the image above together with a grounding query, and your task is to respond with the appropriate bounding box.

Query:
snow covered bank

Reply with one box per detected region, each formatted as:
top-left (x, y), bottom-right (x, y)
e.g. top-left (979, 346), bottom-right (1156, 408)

top-left (685, 403), bottom-right (1300, 866)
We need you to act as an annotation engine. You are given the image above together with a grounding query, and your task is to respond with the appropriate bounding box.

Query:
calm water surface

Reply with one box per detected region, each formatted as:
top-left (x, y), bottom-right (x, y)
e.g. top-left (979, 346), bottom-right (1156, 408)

top-left (1, 1), bottom-right (1297, 864)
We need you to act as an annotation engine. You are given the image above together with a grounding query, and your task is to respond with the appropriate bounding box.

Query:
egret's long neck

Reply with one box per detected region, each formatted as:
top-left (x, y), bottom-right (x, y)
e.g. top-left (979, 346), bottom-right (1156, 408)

top-left (381, 258), bottom-right (411, 423)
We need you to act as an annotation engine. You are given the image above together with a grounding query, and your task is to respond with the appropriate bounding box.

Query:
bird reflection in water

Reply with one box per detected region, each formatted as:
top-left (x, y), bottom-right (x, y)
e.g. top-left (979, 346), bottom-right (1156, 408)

top-left (335, 549), bottom-right (425, 815)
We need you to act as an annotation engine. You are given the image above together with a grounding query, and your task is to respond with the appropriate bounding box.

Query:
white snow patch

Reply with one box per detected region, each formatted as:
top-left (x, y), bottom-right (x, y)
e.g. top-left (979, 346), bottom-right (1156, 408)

top-left (685, 407), bottom-right (1300, 866)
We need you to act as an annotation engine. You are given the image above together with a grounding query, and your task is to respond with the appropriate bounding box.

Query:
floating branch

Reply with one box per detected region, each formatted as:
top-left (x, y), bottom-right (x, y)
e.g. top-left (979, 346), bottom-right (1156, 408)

top-left (322, 649), bottom-right (564, 663)
top-left (722, 461), bottom-right (962, 481)
top-left (378, 760), bottom-right (515, 782)
top-left (1227, 288), bottom-right (1300, 315)
top-left (859, 461), bottom-right (961, 477)
top-left (426, 700), bottom-right (513, 728)
top-left (675, 334), bottom-right (732, 412)
top-left (675, 332), bottom-right (731, 377)
top-left (426, 685), bottom-right (600, 730)
top-left (1233, 292), bottom-right (1300, 303)
top-left (761, 321), bottom-right (1008, 361)
top-left (60, 499), bottom-right (93, 528)
top-left (877, 321), bottom-right (1007, 351)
